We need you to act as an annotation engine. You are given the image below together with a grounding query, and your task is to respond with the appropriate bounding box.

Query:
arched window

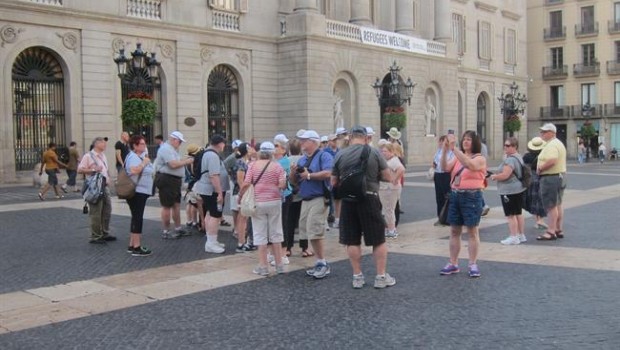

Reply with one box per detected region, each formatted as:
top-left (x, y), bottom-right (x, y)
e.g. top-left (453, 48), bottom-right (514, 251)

top-left (208, 65), bottom-right (239, 143)
top-left (477, 94), bottom-right (487, 142)
top-left (121, 66), bottom-right (162, 157)
top-left (12, 47), bottom-right (65, 171)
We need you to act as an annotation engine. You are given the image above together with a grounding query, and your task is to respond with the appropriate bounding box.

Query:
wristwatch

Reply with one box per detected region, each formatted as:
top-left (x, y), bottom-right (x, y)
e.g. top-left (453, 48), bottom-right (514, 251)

top-left (307, 173), bottom-right (311, 181)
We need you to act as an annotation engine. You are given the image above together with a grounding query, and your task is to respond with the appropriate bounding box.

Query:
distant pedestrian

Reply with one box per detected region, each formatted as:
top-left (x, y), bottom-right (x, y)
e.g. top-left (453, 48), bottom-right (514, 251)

top-left (62, 141), bottom-right (81, 193)
top-left (523, 137), bottom-right (548, 230)
top-left (114, 131), bottom-right (130, 175)
top-left (439, 130), bottom-right (487, 278)
top-left (38, 142), bottom-right (68, 200)
top-left (577, 141), bottom-right (586, 164)
top-left (78, 137), bottom-right (115, 244)
top-left (432, 135), bottom-right (454, 226)
top-left (153, 131), bottom-right (194, 239)
top-left (378, 142), bottom-right (405, 238)
top-left (332, 126), bottom-right (396, 289)
top-left (240, 142), bottom-right (286, 276)
top-left (536, 123), bottom-right (567, 241)
top-left (124, 135), bottom-right (154, 256)
top-left (598, 143), bottom-right (606, 164)
top-left (489, 137), bottom-right (527, 245)
top-left (285, 138), bottom-right (312, 257)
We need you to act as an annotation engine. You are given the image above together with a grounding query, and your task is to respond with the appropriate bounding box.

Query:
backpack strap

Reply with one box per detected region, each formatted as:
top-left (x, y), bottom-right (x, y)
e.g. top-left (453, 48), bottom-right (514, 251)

top-left (196, 148), bottom-right (220, 178)
top-left (508, 155), bottom-right (524, 180)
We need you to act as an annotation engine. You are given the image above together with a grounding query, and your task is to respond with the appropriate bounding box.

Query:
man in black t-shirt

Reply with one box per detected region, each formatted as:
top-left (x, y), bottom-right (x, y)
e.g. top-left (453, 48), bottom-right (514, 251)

top-left (114, 131), bottom-right (130, 174)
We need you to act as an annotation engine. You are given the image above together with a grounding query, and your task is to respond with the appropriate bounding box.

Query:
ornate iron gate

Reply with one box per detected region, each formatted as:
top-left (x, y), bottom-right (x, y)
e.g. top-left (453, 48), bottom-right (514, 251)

top-left (208, 65), bottom-right (239, 145)
top-left (12, 47), bottom-right (66, 171)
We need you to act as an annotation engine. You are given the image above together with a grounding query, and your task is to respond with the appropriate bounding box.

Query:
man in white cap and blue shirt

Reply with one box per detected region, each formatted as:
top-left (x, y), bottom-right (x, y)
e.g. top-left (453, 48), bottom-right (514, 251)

top-left (154, 131), bottom-right (194, 239)
top-left (290, 130), bottom-right (334, 279)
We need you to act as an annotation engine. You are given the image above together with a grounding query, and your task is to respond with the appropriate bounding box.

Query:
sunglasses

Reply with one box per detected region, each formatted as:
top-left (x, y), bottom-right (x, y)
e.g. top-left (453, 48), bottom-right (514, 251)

top-left (504, 144), bottom-right (513, 147)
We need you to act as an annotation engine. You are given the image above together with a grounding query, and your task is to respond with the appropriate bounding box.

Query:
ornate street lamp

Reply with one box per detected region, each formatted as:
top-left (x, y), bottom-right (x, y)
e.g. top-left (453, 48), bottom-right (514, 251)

top-left (498, 81), bottom-right (527, 136)
top-left (113, 43), bottom-right (160, 81)
top-left (372, 61), bottom-right (416, 106)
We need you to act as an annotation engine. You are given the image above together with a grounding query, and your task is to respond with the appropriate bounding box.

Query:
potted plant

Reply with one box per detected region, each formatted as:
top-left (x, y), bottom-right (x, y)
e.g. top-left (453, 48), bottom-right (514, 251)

top-left (504, 114), bottom-right (521, 135)
top-left (382, 106), bottom-right (406, 130)
top-left (120, 91), bottom-right (157, 132)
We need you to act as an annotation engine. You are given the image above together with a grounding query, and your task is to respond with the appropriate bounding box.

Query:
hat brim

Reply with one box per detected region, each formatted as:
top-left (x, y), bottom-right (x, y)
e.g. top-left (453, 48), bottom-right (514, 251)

top-left (527, 142), bottom-right (545, 151)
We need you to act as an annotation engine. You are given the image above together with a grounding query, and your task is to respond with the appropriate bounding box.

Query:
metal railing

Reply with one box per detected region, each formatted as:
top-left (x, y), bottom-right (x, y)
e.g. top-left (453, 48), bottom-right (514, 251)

top-left (543, 26), bottom-right (566, 41)
top-left (542, 65), bottom-right (568, 80)
top-left (573, 62), bottom-right (600, 77)
top-left (609, 20), bottom-right (620, 34)
top-left (540, 106), bottom-right (571, 119)
top-left (604, 104), bottom-right (620, 117)
top-left (575, 22), bottom-right (598, 37)
top-left (608, 60), bottom-right (620, 75)
top-left (544, 0), bottom-right (563, 5)
top-left (571, 104), bottom-right (601, 118)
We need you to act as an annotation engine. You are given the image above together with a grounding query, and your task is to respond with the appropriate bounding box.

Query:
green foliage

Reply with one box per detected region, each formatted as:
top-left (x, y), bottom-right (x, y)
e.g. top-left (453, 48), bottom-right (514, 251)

top-left (504, 115), bottom-right (521, 133)
top-left (120, 95), bottom-right (157, 129)
top-left (382, 106), bottom-right (406, 129)
top-left (580, 122), bottom-right (596, 140)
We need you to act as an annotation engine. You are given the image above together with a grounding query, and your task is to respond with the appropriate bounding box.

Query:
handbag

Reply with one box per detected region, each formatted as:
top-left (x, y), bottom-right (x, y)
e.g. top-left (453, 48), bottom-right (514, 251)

top-left (240, 161), bottom-right (270, 217)
top-left (116, 156), bottom-right (144, 200)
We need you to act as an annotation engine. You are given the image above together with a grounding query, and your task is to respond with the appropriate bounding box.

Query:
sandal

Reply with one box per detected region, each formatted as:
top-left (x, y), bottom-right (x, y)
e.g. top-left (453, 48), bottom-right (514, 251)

top-left (301, 250), bottom-right (314, 258)
top-left (285, 249), bottom-right (292, 257)
top-left (555, 230), bottom-right (564, 239)
top-left (220, 219), bottom-right (231, 227)
top-left (536, 231), bottom-right (557, 241)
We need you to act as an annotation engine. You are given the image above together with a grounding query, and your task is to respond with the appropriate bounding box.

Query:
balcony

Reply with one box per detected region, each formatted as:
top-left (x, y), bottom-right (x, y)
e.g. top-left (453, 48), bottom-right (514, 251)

top-left (604, 104), bottom-right (620, 118)
top-left (573, 62), bottom-right (600, 77)
top-left (542, 65), bottom-right (568, 80)
top-left (608, 60), bottom-right (620, 75)
top-left (575, 22), bottom-right (598, 37)
top-left (544, 0), bottom-right (563, 5)
top-left (543, 26), bottom-right (566, 41)
top-left (540, 106), bottom-right (571, 120)
top-left (610, 20), bottom-right (620, 34)
top-left (571, 104), bottom-right (602, 118)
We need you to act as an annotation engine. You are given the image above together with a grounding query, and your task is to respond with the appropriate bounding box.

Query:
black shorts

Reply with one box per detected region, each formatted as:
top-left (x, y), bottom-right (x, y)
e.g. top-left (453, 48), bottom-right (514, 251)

top-left (339, 194), bottom-right (386, 247)
top-left (501, 192), bottom-right (524, 216)
top-left (332, 186), bottom-right (342, 200)
top-left (155, 173), bottom-right (182, 208)
top-left (201, 192), bottom-right (225, 218)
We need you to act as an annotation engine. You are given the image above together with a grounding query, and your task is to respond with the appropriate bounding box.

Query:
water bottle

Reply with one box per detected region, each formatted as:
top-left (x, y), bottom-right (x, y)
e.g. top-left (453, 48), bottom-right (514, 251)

top-left (217, 203), bottom-right (223, 212)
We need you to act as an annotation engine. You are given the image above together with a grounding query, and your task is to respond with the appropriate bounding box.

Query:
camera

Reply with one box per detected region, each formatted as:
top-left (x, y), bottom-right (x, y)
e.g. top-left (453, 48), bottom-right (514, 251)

top-left (296, 166), bottom-right (306, 174)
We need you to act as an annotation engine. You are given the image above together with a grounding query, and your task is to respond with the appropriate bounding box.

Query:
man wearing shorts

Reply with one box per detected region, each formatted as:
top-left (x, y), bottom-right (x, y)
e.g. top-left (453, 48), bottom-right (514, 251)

top-left (154, 131), bottom-right (193, 239)
top-left (38, 142), bottom-right (67, 200)
top-left (290, 130), bottom-right (333, 279)
top-left (195, 134), bottom-right (229, 254)
top-left (331, 126), bottom-right (396, 289)
top-left (536, 123), bottom-right (567, 241)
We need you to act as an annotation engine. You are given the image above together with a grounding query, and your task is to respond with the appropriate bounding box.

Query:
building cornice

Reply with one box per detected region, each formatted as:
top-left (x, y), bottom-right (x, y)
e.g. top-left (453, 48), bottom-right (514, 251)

top-left (451, 0), bottom-right (469, 4)
top-left (501, 10), bottom-right (521, 21)
top-left (474, 1), bottom-right (498, 13)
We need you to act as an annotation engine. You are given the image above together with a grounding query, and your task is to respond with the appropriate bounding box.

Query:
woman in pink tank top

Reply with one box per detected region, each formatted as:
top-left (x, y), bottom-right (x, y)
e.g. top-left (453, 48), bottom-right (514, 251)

top-left (438, 130), bottom-right (487, 278)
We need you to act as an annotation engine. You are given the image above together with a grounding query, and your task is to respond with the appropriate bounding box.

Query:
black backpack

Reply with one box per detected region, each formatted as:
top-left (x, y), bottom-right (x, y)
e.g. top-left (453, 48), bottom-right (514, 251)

top-left (336, 145), bottom-right (371, 202)
top-left (510, 155), bottom-right (531, 188)
top-left (187, 148), bottom-right (218, 191)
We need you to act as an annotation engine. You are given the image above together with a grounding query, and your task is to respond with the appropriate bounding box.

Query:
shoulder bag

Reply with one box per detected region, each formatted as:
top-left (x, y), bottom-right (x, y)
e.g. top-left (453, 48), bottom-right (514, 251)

top-left (240, 161), bottom-right (271, 217)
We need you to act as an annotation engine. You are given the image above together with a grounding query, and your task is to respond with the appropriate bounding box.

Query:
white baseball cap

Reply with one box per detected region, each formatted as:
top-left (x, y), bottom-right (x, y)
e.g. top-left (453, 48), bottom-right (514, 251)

top-left (231, 139), bottom-right (243, 148)
top-left (295, 129), bottom-right (307, 138)
top-left (365, 127), bottom-right (375, 136)
top-left (320, 136), bottom-right (329, 142)
top-left (539, 123), bottom-right (557, 133)
top-left (298, 130), bottom-right (321, 141)
top-left (335, 127), bottom-right (347, 135)
top-left (169, 131), bottom-right (186, 143)
top-left (274, 134), bottom-right (289, 144)
top-left (259, 141), bottom-right (275, 153)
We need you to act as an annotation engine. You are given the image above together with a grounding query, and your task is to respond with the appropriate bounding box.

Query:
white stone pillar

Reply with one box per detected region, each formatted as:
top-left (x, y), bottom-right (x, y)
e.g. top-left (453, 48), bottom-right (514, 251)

top-left (294, 0), bottom-right (318, 13)
top-left (350, 0), bottom-right (372, 26)
top-left (434, 0), bottom-right (451, 41)
top-left (395, 0), bottom-right (415, 36)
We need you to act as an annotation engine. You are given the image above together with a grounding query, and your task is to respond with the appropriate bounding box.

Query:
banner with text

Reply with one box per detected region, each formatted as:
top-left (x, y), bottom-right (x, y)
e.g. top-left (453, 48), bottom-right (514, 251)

top-left (360, 27), bottom-right (428, 55)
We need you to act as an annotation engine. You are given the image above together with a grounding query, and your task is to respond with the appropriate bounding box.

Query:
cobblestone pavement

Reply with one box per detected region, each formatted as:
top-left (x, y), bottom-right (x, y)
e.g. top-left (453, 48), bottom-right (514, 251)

top-left (0, 161), bottom-right (619, 349)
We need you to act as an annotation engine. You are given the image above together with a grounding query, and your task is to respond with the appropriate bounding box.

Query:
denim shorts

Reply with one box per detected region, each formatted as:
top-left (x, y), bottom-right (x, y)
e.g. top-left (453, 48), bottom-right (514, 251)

top-left (447, 190), bottom-right (483, 227)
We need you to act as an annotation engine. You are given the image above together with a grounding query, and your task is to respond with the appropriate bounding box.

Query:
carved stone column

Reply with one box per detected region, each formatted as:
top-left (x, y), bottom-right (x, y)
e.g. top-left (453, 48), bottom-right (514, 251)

top-left (287, 0), bottom-right (325, 36)
top-left (294, 0), bottom-right (318, 13)
top-left (395, 0), bottom-right (415, 36)
top-left (350, 0), bottom-right (372, 26)
top-left (434, 0), bottom-right (451, 41)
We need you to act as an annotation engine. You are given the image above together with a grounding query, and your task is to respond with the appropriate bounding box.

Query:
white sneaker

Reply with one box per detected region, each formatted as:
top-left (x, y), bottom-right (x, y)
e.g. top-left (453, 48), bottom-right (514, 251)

top-left (518, 234), bottom-right (527, 243)
top-left (500, 236), bottom-right (520, 245)
top-left (333, 219), bottom-right (340, 229)
top-left (205, 241), bottom-right (225, 254)
top-left (216, 241), bottom-right (225, 248)
top-left (270, 255), bottom-right (289, 266)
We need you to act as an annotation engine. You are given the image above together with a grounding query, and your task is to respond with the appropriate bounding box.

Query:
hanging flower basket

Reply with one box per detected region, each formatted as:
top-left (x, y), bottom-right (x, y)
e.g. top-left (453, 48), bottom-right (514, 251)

top-left (382, 106), bottom-right (406, 130)
top-left (504, 115), bottom-right (521, 133)
top-left (120, 91), bottom-right (157, 129)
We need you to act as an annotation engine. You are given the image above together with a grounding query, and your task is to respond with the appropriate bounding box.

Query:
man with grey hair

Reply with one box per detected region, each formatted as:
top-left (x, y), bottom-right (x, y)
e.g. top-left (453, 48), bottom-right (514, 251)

top-left (331, 126), bottom-right (395, 289)
top-left (78, 137), bottom-right (114, 244)
top-left (290, 130), bottom-right (333, 279)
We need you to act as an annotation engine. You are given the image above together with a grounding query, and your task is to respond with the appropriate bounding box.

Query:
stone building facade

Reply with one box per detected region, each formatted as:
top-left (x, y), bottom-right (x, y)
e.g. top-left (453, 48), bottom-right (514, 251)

top-left (0, 0), bottom-right (527, 183)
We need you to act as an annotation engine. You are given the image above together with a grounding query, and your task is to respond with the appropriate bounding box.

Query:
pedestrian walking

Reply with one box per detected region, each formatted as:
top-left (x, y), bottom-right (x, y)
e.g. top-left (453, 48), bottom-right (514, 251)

top-left (38, 142), bottom-right (68, 200)
top-left (78, 137), bottom-right (115, 244)
top-left (598, 143), bottom-right (606, 164)
top-left (439, 130), bottom-right (487, 278)
top-left (332, 126), bottom-right (396, 289)
top-left (62, 141), bottom-right (81, 193)
top-left (536, 123), bottom-right (567, 241)
top-left (577, 141), bottom-right (586, 164)
top-left (124, 135), bottom-right (154, 256)
top-left (489, 137), bottom-right (527, 245)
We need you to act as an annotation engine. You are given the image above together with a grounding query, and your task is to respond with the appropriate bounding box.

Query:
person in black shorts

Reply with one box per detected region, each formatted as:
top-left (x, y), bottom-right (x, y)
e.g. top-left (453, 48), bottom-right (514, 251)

top-left (331, 126), bottom-right (396, 289)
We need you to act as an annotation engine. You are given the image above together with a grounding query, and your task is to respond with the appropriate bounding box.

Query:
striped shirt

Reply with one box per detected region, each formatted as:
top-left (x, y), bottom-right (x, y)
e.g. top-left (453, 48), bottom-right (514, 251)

top-left (244, 160), bottom-right (285, 202)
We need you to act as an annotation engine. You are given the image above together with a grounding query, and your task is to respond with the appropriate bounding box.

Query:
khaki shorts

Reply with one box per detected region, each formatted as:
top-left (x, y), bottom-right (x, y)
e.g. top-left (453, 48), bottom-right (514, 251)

top-left (299, 197), bottom-right (328, 240)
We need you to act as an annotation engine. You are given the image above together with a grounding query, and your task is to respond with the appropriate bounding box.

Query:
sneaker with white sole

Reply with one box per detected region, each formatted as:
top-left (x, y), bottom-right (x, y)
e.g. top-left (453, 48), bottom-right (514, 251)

top-left (518, 234), bottom-right (527, 243)
top-left (374, 273), bottom-right (396, 288)
top-left (306, 262), bottom-right (330, 279)
top-left (204, 241), bottom-right (225, 254)
top-left (275, 265), bottom-right (286, 274)
top-left (500, 236), bottom-right (521, 245)
top-left (352, 274), bottom-right (365, 289)
top-left (269, 255), bottom-right (289, 266)
top-left (252, 266), bottom-right (269, 276)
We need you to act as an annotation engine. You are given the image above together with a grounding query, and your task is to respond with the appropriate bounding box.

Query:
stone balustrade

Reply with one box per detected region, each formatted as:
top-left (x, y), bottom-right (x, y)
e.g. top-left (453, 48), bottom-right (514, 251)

top-left (22, 0), bottom-right (62, 5)
top-left (326, 20), bottom-right (362, 42)
top-left (213, 10), bottom-right (240, 32)
top-left (127, 0), bottom-right (162, 20)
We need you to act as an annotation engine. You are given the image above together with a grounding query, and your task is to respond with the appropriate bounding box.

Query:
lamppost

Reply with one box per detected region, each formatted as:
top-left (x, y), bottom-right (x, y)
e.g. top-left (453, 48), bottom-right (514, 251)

top-left (372, 61), bottom-right (416, 136)
top-left (114, 43), bottom-right (160, 83)
top-left (498, 81), bottom-right (527, 137)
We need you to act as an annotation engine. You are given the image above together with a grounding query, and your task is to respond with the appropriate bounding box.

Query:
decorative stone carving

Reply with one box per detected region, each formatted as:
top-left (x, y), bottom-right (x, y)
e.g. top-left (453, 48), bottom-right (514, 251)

top-left (57, 32), bottom-right (78, 52)
top-left (112, 37), bottom-right (126, 52)
top-left (333, 92), bottom-right (344, 130)
top-left (459, 78), bottom-right (467, 91)
top-left (157, 42), bottom-right (174, 61)
top-left (201, 47), bottom-right (214, 65)
top-left (1, 24), bottom-right (24, 48)
top-left (424, 92), bottom-right (438, 136)
top-left (236, 52), bottom-right (249, 68)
